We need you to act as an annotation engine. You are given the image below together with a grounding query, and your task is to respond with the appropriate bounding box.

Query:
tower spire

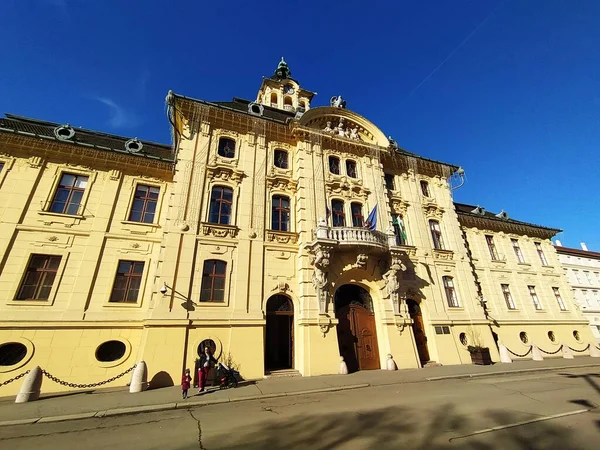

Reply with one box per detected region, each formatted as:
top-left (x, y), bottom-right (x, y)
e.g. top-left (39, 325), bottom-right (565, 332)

top-left (274, 57), bottom-right (292, 80)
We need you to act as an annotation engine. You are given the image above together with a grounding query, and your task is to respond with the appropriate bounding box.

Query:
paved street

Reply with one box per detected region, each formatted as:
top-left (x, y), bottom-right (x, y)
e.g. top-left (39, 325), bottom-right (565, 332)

top-left (1, 367), bottom-right (599, 449)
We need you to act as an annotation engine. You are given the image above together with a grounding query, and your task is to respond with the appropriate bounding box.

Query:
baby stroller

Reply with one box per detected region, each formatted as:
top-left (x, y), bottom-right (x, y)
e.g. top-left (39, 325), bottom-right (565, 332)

top-left (217, 362), bottom-right (239, 389)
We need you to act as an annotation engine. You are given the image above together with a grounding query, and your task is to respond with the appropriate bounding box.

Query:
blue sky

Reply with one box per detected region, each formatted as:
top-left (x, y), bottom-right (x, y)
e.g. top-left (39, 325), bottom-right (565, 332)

top-left (2, 0), bottom-right (599, 250)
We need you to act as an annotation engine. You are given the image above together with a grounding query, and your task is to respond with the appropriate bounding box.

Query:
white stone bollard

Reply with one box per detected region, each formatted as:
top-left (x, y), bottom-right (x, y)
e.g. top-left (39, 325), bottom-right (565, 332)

top-left (590, 344), bottom-right (600, 358)
top-left (386, 354), bottom-right (398, 371)
top-left (129, 361), bottom-right (148, 393)
top-left (562, 345), bottom-right (574, 359)
top-left (339, 356), bottom-right (348, 375)
top-left (498, 344), bottom-right (513, 363)
top-left (15, 366), bottom-right (43, 403)
top-left (531, 344), bottom-right (544, 361)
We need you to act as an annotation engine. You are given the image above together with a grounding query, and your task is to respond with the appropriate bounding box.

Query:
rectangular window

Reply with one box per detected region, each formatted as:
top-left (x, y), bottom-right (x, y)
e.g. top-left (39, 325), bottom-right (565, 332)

top-left (594, 290), bottom-right (599, 307)
top-left (582, 290), bottom-right (591, 307)
top-left (384, 173), bottom-right (395, 191)
top-left (200, 260), bottom-right (227, 302)
top-left (272, 195), bottom-right (290, 232)
top-left (443, 276), bottom-right (460, 307)
top-left (351, 202), bottom-right (364, 227)
top-left (49, 173), bottom-right (88, 215)
top-left (434, 326), bottom-right (451, 335)
top-left (329, 156), bottom-right (340, 175)
top-left (553, 287), bottom-right (567, 311)
top-left (208, 186), bottom-right (233, 224)
top-left (535, 242), bottom-right (549, 266)
top-left (346, 160), bottom-right (358, 178)
top-left (501, 284), bottom-right (516, 310)
top-left (573, 270), bottom-right (581, 284)
top-left (0, 162), bottom-right (4, 174)
top-left (331, 199), bottom-right (345, 227)
top-left (274, 149), bottom-right (289, 169)
top-left (128, 185), bottom-right (160, 223)
top-left (420, 180), bottom-right (430, 197)
top-left (110, 260), bottom-right (144, 303)
top-left (511, 239), bottom-right (525, 263)
top-left (584, 271), bottom-right (592, 284)
top-left (528, 286), bottom-right (542, 310)
top-left (486, 235), bottom-right (500, 260)
top-left (429, 220), bottom-right (444, 250)
top-left (17, 254), bottom-right (62, 300)
top-left (392, 214), bottom-right (408, 246)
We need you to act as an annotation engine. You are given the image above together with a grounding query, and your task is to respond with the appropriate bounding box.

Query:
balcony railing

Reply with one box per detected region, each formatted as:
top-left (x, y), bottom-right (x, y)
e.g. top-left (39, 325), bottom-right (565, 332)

top-left (315, 226), bottom-right (390, 249)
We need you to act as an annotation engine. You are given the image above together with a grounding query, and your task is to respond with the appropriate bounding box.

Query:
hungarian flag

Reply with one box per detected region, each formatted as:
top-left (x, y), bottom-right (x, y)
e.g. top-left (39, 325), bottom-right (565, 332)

top-left (393, 216), bottom-right (407, 242)
top-left (364, 205), bottom-right (378, 231)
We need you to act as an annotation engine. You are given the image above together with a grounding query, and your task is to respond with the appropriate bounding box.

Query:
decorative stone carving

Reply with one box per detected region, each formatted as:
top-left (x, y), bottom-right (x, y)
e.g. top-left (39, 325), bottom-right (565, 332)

top-left (383, 257), bottom-right (405, 313)
top-left (266, 231), bottom-right (299, 244)
top-left (206, 165), bottom-right (244, 184)
top-left (354, 253), bottom-right (368, 269)
top-left (311, 248), bottom-right (331, 314)
top-left (201, 223), bottom-right (239, 238)
top-left (109, 169), bottom-right (122, 181)
top-left (131, 243), bottom-right (140, 249)
top-left (266, 176), bottom-right (298, 193)
top-left (390, 200), bottom-right (410, 215)
top-left (47, 236), bottom-right (58, 242)
top-left (323, 121), bottom-right (333, 133)
top-left (27, 156), bottom-right (43, 168)
top-left (330, 95), bottom-right (347, 108)
top-left (422, 202), bottom-right (444, 219)
top-left (433, 249), bottom-right (454, 261)
top-left (325, 178), bottom-right (370, 200)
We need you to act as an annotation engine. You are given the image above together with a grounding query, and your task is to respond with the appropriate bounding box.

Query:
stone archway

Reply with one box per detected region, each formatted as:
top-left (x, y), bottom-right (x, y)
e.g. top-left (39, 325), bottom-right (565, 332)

top-left (265, 295), bottom-right (294, 372)
top-left (334, 284), bottom-right (380, 373)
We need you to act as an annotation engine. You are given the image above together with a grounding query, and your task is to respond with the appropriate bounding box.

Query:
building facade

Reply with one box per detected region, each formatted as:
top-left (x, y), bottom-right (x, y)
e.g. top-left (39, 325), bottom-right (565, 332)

top-left (0, 60), bottom-right (594, 394)
top-left (555, 243), bottom-right (600, 342)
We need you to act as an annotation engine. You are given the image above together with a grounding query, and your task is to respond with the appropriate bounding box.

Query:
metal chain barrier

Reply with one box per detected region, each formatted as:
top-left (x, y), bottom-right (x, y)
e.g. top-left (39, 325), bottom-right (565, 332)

top-left (505, 346), bottom-right (532, 358)
top-left (41, 364), bottom-right (136, 389)
top-left (0, 370), bottom-right (30, 387)
top-left (537, 344), bottom-right (564, 355)
top-left (567, 344), bottom-right (590, 353)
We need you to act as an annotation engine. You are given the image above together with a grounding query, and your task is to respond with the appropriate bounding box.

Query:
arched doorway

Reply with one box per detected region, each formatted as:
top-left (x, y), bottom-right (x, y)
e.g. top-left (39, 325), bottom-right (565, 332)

top-left (407, 299), bottom-right (430, 365)
top-left (335, 284), bottom-right (380, 372)
top-left (265, 295), bottom-right (294, 372)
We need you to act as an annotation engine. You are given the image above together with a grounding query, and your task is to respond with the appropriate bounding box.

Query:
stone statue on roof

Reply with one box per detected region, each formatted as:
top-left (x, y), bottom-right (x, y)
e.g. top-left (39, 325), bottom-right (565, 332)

top-left (330, 95), bottom-right (346, 108)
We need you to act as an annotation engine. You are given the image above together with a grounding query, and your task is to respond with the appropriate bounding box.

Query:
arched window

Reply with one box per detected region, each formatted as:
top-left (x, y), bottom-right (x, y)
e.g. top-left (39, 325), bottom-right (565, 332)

top-left (420, 180), bottom-right (430, 197)
top-left (299, 100), bottom-right (307, 110)
top-left (217, 137), bottom-right (236, 158)
top-left (274, 149), bottom-right (289, 169)
top-left (429, 220), bottom-right (444, 250)
top-left (443, 276), bottom-right (459, 307)
top-left (284, 96), bottom-right (293, 106)
top-left (331, 199), bottom-right (345, 227)
top-left (208, 186), bottom-right (233, 224)
top-left (272, 195), bottom-right (290, 231)
top-left (329, 156), bottom-right (340, 175)
top-left (351, 202), bottom-right (364, 227)
top-left (200, 260), bottom-right (226, 302)
top-left (346, 160), bottom-right (358, 178)
top-left (270, 93), bottom-right (278, 106)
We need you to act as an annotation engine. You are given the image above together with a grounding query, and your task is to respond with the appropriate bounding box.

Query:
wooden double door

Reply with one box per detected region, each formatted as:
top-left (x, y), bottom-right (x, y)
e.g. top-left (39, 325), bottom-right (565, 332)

top-left (407, 300), bottom-right (430, 364)
top-left (336, 304), bottom-right (380, 372)
top-left (265, 296), bottom-right (293, 371)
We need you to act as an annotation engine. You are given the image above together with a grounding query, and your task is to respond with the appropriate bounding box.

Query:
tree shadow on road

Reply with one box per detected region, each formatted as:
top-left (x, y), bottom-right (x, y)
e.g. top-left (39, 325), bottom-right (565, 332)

top-left (190, 402), bottom-right (578, 450)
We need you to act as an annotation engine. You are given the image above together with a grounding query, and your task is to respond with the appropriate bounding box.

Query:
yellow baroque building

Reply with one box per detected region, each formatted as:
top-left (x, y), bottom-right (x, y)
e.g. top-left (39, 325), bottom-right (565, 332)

top-left (0, 60), bottom-right (593, 394)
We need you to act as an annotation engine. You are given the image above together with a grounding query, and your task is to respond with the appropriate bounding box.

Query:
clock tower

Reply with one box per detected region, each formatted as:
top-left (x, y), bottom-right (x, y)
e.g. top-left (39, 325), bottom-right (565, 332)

top-left (256, 57), bottom-right (316, 114)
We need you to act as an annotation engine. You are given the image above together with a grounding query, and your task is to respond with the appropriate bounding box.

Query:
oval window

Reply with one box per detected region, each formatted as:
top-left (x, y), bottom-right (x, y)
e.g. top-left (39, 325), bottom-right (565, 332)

top-left (548, 331), bottom-right (556, 342)
top-left (0, 342), bottom-right (28, 366)
top-left (95, 340), bottom-right (126, 362)
top-left (197, 339), bottom-right (217, 357)
top-left (519, 332), bottom-right (529, 344)
top-left (459, 333), bottom-right (468, 346)
top-left (573, 330), bottom-right (581, 342)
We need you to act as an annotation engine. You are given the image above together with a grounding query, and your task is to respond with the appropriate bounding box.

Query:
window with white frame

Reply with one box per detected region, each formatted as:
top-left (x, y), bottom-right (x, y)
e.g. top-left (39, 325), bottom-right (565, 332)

top-left (511, 239), bottom-right (525, 263)
top-left (443, 276), bottom-right (460, 307)
top-left (582, 290), bottom-right (591, 307)
top-left (535, 242), bottom-right (549, 266)
top-left (429, 220), bottom-right (445, 250)
top-left (528, 285), bottom-right (542, 310)
top-left (501, 284), bottom-right (516, 310)
top-left (553, 287), bottom-right (567, 311)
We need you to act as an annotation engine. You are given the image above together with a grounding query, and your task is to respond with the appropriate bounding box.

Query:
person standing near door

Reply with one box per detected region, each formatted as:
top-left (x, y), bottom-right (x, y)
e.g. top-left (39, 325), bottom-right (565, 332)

top-left (198, 346), bottom-right (218, 393)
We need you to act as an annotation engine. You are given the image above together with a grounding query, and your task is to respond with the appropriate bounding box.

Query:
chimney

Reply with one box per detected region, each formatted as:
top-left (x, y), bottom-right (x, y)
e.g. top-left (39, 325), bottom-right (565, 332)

top-left (581, 242), bottom-right (589, 251)
top-left (555, 240), bottom-right (563, 247)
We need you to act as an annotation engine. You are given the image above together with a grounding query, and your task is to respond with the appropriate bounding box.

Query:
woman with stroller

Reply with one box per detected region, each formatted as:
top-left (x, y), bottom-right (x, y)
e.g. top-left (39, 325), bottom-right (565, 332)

top-left (198, 346), bottom-right (218, 393)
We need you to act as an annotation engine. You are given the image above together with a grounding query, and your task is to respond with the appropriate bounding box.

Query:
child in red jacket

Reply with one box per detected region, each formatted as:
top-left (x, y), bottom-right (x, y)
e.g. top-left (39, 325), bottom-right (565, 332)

top-left (181, 368), bottom-right (192, 399)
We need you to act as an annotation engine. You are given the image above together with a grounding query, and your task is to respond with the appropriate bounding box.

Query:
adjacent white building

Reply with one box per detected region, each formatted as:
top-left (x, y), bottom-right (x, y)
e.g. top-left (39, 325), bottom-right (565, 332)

top-left (555, 241), bottom-right (600, 342)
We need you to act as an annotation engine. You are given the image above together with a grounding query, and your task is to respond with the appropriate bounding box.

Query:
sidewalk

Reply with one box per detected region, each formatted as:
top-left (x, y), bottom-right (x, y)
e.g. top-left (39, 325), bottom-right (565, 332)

top-left (1, 357), bottom-right (599, 426)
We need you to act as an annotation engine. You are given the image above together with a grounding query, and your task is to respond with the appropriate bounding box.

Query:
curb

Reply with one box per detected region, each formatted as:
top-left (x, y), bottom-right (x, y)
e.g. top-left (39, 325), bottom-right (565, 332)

top-left (426, 363), bottom-right (600, 381)
top-left (0, 383), bottom-right (370, 427)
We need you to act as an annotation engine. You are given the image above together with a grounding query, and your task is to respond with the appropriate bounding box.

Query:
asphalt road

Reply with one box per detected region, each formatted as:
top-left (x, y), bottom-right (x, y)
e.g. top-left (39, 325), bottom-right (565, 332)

top-left (1, 367), bottom-right (599, 449)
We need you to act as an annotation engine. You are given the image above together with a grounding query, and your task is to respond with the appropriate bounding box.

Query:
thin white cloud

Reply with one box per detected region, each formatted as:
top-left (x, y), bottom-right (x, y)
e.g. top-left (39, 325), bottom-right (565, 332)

top-left (94, 97), bottom-right (141, 129)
